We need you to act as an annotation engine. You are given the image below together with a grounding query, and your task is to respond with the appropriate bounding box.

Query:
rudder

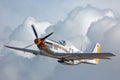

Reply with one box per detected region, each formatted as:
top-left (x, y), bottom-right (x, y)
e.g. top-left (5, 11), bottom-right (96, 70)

top-left (93, 43), bottom-right (101, 64)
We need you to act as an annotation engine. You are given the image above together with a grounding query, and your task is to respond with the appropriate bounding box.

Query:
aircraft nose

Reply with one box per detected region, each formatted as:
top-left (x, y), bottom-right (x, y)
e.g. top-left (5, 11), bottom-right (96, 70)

top-left (34, 39), bottom-right (40, 45)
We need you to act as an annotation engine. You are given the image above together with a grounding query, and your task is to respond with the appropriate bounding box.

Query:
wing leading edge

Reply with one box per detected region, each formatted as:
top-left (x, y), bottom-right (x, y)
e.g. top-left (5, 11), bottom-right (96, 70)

top-left (4, 45), bottom-right (40, 55)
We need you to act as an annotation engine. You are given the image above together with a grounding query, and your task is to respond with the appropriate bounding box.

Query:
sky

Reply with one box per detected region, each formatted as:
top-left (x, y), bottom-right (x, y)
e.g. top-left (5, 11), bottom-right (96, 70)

top-left (0, 0), bottom-right (120, 80)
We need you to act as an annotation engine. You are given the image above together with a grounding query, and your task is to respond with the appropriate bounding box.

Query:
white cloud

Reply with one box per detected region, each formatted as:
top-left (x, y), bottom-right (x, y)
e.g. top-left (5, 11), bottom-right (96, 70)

top-left (47, 5), bottom-right (116, 51)
top-left (1, 4), bottom-right (120, 80)
top-left (87, 17), bottom-right (117, 48)
top-left (45, 5), bottom-right (120, 80)
top-left (10, 17), bottom-right (51, 42)
top-left (0, 17), bottom-right (57, 80)
top-left (7, 17), bottom-right (51, 58)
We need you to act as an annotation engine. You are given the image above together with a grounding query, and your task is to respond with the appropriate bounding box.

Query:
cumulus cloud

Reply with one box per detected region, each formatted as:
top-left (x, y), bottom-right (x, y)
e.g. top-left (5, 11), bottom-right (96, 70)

top-left (86, 17), bottom-right (117, 51)
top-left (45, 5), bottom-right (120, 80)
top-left (7, 17), bottom-right (51, 58)
top-left (10, 17), bottom-right (51, 42)
top-left (102, 22), bottom-right (120, 53)
top-left (0, 17), bottom-right (57, 80)
top-left (47, 5), bottom-right (115, 51)
top-left (1, 5), bottom-right (120, 80)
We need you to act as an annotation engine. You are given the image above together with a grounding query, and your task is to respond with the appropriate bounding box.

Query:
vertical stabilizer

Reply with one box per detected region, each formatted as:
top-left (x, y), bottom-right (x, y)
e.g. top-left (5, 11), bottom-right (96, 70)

top-left (93, 43), bottom-right (101, 64)
top-left (93, 43), bottom-right (101, 53)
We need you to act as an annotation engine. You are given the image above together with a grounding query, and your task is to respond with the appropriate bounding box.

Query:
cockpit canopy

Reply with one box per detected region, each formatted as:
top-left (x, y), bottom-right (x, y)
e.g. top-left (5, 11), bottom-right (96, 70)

top-left (59, 40), bottom-right (66, 46)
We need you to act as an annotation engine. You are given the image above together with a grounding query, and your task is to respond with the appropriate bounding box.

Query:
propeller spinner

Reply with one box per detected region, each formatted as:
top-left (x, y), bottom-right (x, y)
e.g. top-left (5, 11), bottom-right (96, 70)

top-left (31, 25), bottom-right (53, 49)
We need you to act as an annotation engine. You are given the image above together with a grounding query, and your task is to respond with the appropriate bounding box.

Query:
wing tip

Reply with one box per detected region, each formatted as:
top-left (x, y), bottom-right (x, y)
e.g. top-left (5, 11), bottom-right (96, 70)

top-left (4, 45), bottom-right (8, 47)
top-left (107, 53), bottom-right (116, 56)
top-left (4, 45), bottom-right (11, 48)
top-left (110, 53), bottom-right (116, 56)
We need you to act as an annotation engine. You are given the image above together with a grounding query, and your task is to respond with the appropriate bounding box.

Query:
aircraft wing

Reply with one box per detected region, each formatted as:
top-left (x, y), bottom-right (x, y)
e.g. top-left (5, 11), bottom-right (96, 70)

top-left (55, 52), bottom-right (115, 60)
top-left (4, 45), bottom-right (115, 60)
top-left (4, 45), bottom-right (40, 55)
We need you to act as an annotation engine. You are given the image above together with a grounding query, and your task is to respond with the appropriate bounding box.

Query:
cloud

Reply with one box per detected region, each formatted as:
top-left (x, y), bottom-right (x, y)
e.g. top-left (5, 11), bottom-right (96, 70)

top-left (1, 5), bottom-right (120, 80)
top-left (0, 17), bottom-right (57, 80)
top-left (45, 5), bottom-right (120, 80)
top-left (86, 17), bottom-right (117, 51)
top-left (102, 22), bottom-right (120, 53)
top-left (47, 5), bottom-right (115, 51)
top-left (10, 17), bottom-right (51, 42)
top-left (7, 17), bottom-right (51, 58)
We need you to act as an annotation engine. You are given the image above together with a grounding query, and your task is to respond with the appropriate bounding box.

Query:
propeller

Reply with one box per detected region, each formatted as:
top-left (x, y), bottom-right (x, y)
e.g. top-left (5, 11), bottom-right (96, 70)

top-left (32, 25), bottom-right (53, 40)
top-left (31, 25), bottom-right (38, 38)
top-left (41, 32), bottom-right (53, 40)
top-left (24, 25), bottom-right (53, 49)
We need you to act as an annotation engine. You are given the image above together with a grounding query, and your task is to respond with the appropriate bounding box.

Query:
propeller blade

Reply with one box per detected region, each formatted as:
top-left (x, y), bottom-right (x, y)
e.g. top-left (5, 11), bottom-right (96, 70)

top-left (31, 25), bottom-right (38, 38)
top-left (24, 43), bottom-right (34, 48)
top-left (41, 32), bottom-right (53, 40)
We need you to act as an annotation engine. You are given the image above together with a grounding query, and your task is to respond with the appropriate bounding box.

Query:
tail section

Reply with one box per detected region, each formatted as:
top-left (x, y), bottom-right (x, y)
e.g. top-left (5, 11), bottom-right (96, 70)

top-left (93, 43), bottom-right (101, 53)
top-left (93, 43), bottom-right (101, 64)
top-left (83, 43), bottom-right (101, 65)
top-left (82, 43), bottom-right (114, 65)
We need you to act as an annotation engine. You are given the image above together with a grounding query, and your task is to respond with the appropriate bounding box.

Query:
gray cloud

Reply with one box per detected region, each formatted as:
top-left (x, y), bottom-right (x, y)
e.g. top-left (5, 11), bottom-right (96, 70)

top-left (0, 17), bottom-right (56, 80)
top-left (47, 5), bottom-right (115, 51)
top-left (45, 5), bottom-right (120, 80)
top-left (0, 5), bottom-right (120, 80)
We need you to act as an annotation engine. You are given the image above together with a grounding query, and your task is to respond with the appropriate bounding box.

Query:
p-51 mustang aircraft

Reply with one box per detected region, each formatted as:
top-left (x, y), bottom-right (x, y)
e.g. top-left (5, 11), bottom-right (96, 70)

top-left (5, 25), bottom-right (115, 65)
